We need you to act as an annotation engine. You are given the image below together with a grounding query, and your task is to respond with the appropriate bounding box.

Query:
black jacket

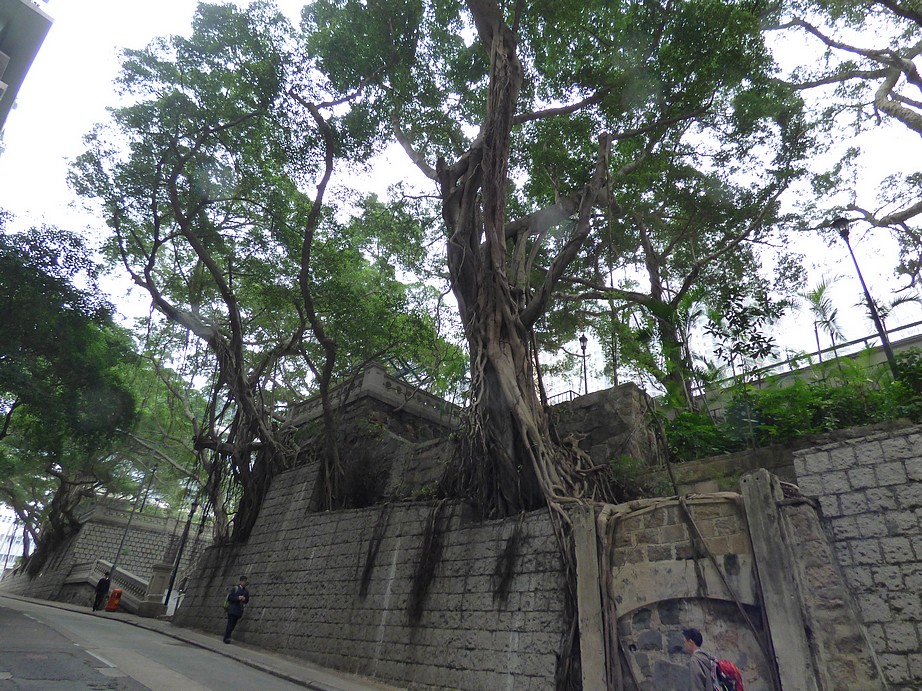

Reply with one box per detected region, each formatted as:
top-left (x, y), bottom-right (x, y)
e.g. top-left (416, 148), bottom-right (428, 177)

top-left (226, 584), bottom-right (249, 617)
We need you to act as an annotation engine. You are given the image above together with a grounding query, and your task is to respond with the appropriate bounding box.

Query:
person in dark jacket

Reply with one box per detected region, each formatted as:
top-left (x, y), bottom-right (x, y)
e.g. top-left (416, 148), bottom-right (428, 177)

top-left (223, 575), bottom-right (250, 643)
top-left (92, 572), bottom-right (111, 612)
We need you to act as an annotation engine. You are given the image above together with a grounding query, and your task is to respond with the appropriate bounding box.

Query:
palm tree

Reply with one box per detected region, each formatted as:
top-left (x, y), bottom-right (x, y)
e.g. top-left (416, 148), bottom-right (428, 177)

top-left (856, 292), bottom-right (922, 336)
top-left (801, 276), bottom-right (845, 370)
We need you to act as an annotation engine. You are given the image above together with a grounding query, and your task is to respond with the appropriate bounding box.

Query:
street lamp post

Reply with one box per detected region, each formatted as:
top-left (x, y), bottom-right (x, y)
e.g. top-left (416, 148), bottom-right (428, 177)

top-left (111, 464), bottom-right (157, 575)
top-left (832, 217), bottom-right (899, 378)
top-left (579, 333), bottom-right (589, 396)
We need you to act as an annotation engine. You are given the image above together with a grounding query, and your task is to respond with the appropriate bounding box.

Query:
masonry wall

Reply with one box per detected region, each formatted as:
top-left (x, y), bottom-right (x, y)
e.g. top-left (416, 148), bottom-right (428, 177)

top-left (173, 463), bottom-right (568, 691)
top-left (0, 532), bottom-right (81, 600)
top-left (607, 496), bottom-right (772, 690)
top-left (0, 505), bottom-right (208, 606)
top-left (780, 499), bottom-right (884, 689)
top-left (551, 383), bottom-right (666, 468)
top-left (793, 426), bottom-right (922, 690)
top-left (603, 491), bottom-right (883, 691)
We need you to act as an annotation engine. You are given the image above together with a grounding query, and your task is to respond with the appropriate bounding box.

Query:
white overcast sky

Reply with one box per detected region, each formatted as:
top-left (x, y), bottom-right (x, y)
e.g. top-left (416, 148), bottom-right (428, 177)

top-left (2, 0), bottom-right (922, 384)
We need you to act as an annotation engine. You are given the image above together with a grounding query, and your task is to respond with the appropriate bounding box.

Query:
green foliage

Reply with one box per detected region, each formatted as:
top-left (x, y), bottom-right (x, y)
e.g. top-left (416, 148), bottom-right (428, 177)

top-left (896, 348), bottom-right (922, 393)
top-left (603, 454), bottom-right (672, 500)
top-left (67, 2), bottom-right (472, 533)
top-left (704, 282), bottom-right (781, 378)
top-left (663, 411), bottom-right (734, 460)
top-left (301, 0), bottom-right (809, 405)
top-left (665, 351), bottom-right (922, 461)
top-left (0, 218), bottom-right (144, 557)
top-left (0, 222), bottom-right (138, 453)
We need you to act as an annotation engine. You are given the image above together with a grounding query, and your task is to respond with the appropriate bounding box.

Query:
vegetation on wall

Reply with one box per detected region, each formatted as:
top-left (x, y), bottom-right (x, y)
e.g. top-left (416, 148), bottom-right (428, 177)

top-left (664, 349), bottom-right (922, 461)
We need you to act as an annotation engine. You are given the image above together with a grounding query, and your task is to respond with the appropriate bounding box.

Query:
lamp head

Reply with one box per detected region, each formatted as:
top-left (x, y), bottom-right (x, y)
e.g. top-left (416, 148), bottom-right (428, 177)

top-left (831, 216), bottom-right (851, 241)
top-left (579, 333), bottom-right (588, 352)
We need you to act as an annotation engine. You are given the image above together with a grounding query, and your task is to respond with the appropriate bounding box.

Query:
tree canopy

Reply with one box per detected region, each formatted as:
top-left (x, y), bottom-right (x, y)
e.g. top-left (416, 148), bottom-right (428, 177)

top-left (296, 0), bottom-right (809, 516)
top-left (768, 0), bottom-right (922, 284)
top-left (0, 216), bottom-right (140, 567)
top-left (71, 2), bottom-right (465, 538)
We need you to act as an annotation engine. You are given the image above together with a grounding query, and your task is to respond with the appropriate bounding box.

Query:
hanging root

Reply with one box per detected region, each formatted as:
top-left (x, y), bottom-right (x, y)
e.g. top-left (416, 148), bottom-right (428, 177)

top-left (408, 499), bottom-right (450, 624)
top-left (492, 512), bottom-right (525, 605)
top-left (359, 504), bottom-right (392, 599)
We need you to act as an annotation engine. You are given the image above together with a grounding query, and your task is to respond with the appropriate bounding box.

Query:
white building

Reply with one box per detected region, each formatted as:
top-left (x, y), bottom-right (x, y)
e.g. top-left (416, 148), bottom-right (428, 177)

top-left (0, 0), bottom-right (53, 132)
top-left (0, 504), bottom-right (24, 571)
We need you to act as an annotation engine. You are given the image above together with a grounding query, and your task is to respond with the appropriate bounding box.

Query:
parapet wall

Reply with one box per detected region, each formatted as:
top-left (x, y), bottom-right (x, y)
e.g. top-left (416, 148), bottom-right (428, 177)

top-left (173, 462), bottom-right (567, 691)
top-left (794, 426), bottom-right (922, 690)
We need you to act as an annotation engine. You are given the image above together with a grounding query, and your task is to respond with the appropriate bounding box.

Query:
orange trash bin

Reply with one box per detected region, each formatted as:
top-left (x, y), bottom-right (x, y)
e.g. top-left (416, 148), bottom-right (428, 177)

top-left (104, 588), bottom-right (123, 612)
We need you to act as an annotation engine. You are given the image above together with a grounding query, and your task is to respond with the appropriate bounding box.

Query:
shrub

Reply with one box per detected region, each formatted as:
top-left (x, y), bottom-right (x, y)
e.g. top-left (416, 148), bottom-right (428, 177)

top-left (663, 411), bottom-right (734, 460)
top-left (664, 351), bottom-right (922, 461)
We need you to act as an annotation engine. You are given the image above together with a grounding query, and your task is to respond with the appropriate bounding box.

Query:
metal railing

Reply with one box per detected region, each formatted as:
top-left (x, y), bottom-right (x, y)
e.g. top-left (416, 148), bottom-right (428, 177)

top-left (547, 389), bottom-right (580, 405)
top-left (696, 319), bottom-right (922, 397)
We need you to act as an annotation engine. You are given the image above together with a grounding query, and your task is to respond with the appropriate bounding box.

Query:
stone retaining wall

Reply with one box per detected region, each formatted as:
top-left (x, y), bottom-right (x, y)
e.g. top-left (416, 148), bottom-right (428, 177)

top-left (606, 496), bottom-right (770, 690)
top-left (780, 500), bottom-right (884, 689)
top-left (793, 426), bottom-right (922, 690)
top-left (603, 489), bottom-right (883, 691)
top-left (0, 504), bottom-right (208, 608)
top-left (173, 463), bottom-right (567, 691)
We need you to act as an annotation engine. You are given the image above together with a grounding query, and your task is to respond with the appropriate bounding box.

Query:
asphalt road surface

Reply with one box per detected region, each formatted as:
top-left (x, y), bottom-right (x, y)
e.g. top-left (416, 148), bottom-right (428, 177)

top-left (0, 597), bottom-right (304, 690)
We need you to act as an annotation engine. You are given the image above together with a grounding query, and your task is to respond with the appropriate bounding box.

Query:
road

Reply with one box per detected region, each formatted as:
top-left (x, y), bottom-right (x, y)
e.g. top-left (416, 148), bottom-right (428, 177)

top-left (0, 596), bottom-right (304, 690)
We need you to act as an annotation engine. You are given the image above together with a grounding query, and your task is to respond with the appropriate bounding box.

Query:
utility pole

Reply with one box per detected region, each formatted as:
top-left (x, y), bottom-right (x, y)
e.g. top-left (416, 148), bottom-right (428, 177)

top-left (111, 465), bottom-right (157, 574)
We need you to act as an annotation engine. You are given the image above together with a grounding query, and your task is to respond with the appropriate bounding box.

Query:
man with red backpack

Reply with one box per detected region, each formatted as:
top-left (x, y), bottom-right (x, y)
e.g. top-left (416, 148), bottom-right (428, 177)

top-left (682, 627), bottom-right (745, 691)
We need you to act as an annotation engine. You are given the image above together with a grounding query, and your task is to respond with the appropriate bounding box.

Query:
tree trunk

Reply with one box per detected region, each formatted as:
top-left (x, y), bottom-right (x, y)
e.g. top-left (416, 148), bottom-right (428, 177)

top-left (438, 8), bottom-right (543, 515)
top-left (438, 2), bottom-right (596, 517)
top-left (657, 318), bottom-right (698, 411)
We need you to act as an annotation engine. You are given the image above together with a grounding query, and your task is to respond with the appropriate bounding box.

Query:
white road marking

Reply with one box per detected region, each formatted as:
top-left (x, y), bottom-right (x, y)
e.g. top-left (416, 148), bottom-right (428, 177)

top-left (86, 650), bottom-right (116, 667)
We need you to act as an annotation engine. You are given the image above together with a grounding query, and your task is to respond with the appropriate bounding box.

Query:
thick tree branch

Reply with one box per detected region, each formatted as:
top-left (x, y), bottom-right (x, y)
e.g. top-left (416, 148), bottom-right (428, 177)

top-left (875, 0), bottom-right (922, 26)
top-left (513, 91), bottom-right (610, 125)
top-left (875, 66), bottom-right (922, 134)
top-left (561, 276), bottom-right (658, 309)
top-left (289, 90), bottom-right (337, 364)
top-left (392, 116), bottom-right (438, 180)
top-left (777, 18), bottom-right (892, 61)
top-left (0, 400), bottom-right (20, 440)
top-left (848, 200), bottom-right (922, 229)
top-left (123, 432), bottom-right (201, 481)
top-left (611, 103), bottom-right (713, 141)
top-left (504, 198), bottom-right (580, 241)
top-left (786, 69), bottom-right (890, 90)
top-left (520, 133), bottom-right (612, 328)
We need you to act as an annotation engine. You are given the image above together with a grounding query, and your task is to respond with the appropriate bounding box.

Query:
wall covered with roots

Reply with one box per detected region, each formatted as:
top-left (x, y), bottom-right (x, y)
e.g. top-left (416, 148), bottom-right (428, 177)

top-left (172, 460), bottom-right (887, 690)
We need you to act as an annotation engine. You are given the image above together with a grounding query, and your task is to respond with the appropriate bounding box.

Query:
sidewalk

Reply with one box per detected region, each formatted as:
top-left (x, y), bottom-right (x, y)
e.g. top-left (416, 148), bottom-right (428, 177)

top-left (0, 593), bottom-right (402, 691)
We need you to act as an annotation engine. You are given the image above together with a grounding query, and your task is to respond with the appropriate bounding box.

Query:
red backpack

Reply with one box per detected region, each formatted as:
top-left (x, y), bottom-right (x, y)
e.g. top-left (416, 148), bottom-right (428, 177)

top-left (708, 654), bottom-right (745, 691)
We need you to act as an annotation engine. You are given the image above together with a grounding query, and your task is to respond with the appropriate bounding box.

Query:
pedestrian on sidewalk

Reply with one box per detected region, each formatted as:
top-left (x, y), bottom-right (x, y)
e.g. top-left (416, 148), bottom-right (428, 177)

top-left (92, 572), bottom-right (111, 612)
top-left (223, 575), bottom-right (249, 644)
